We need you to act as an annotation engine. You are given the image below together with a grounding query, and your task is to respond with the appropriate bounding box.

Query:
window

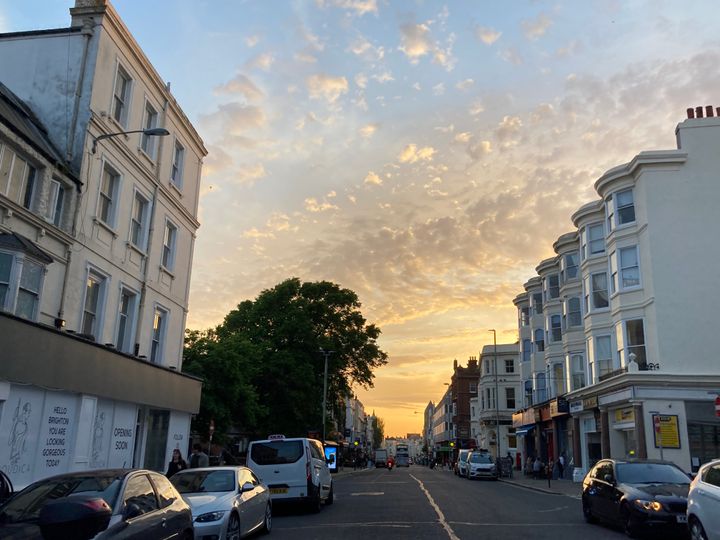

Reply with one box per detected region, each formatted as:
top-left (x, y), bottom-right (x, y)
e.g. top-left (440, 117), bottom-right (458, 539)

top-left (553, 363), bottom-right (565, 396)
top-left (485, 359), bottom-right (491, 375)
top-left (595, 335), bottom-right (613, 379)
top-left (585, 223), bottom-right (605, 257)
top-left (130, 190), bottom-right (150, 250)
top-left (591, 272), bottom-right (609, 309)
top-left (170, 140), bottom-right (184, 189)
top-left (534, 328), bottom-right (544, 352)
top-left (550, 314), bottom-right (562, 342)
top-left (535, 373), bottom-right (546, 403)
top-left (0, 252), bottom-right (10, 308)
top-left (505, 359), bottom-right (514, 373)
top-left (469, 382), bottom-right (477, 394)
top-left (571, 354), bottom-right (585, 390)
top-left (619, 246), bottom-right (640, 289)
top-left (616, 189), bottom-right (635, 225)
top-left (520, 306), bottom-right (530, 326)
top-left (533, 293), bottom-right (543, 315)
top-left (150, 306), bottom-right (168, 363)
top-left (563, 252), bottom-right (579, 282)
top-left (524, 379), bottom-right (533, 406)
top-left (546, 274), bottom-right (560, 300)
top-left (0, 252), bottom-right (45, 321)
top-left (99, 164), bottom-right (120, 227)
top-left (506, 388), bottom-right (516, 410)
top-left (116, 287), bottom-right (137, 354)
top-left (522, 339), bottom-right (531, 363)
top-left (0, 145), bottom-right (36, 209)
top-left (486, 388), bottom-right (495, 409)
top-left (46, 179), bottom-right (68, 227)
top-left (81, 270), bottom-right (107, 339)
top-left (161, 220), bottom-right (177, 270)
top-left (112, 66), bottom-right (132, 126)
top-left (141, 102), bottom-right (159, 158)
top-left (624, 319), bottom-right (647, 369)
top-left (123, 474), bottom-right (158, 516)
top-left (565, 296), bottom-right (582, 328)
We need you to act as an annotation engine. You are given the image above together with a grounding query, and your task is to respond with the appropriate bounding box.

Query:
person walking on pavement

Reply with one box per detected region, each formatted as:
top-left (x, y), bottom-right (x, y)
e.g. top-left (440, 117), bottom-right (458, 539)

top-left (165, 448), bottom-right (188, 478)
top-left (189, 443), bottom-right (209, 468)
top-left (557, 452), bottom-right (566, 479)
top-left (533, 457), bottom-right (542, 479)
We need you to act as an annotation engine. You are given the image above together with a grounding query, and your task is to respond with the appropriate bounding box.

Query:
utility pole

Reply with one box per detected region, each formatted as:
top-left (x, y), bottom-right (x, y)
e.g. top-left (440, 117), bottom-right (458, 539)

top-left (319, 348), bottom-right (334, 441)
top-left (489, 329), bottom-right (500, 460)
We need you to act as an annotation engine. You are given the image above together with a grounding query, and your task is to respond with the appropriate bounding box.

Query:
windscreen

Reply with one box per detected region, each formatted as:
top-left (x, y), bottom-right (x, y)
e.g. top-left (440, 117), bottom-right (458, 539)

top-left (470, 453), bottom-right (493, 464)
top-left (171, 470), bottom-right (235, 493)
top-left (616, 463), bottom-right (690, 485)
top-left (251, 440), bottom-right (304, 465)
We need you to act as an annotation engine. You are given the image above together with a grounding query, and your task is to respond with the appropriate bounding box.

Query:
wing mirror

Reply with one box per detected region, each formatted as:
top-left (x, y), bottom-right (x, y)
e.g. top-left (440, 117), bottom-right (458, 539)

top-left (124, 502), bottom-right (143, 520)
top-left (241, 482), bottom-right (255, 493)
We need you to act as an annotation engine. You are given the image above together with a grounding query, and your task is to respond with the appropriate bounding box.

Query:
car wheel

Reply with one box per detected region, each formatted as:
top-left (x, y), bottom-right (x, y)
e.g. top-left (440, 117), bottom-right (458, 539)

top-left (325, 482), bottom-right (334, 506)
top-left (307, 486), bottom-right (322, 513)
top-left (690, 517), bottom-right (708, 540)
top-left (261, 503), bottom-right (272, 535)
top-left (621, 505), bottom-right (638, 538)
top-left (582, 498), bottom-right (596, 524)
top-left (227, 512), bottom-right (241, 540)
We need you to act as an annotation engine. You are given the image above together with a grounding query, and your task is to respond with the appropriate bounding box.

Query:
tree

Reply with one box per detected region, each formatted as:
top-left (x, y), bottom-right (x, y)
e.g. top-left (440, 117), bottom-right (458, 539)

top-left (185, 278), bottom-right (388, 440)
top-left (372, 417), bottom-right (385, 448)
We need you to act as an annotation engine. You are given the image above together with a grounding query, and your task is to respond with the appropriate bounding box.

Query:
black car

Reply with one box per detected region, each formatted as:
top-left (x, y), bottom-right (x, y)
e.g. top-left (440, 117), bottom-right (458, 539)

top-left (582, 459), bottom-right (690, 537)
top-left (0, 469), bottom-right (193, 540)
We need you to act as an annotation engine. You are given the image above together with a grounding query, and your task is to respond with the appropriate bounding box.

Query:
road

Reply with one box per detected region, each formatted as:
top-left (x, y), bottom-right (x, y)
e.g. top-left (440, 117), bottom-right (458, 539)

top-left (269, 465), bottom-right (626, 540)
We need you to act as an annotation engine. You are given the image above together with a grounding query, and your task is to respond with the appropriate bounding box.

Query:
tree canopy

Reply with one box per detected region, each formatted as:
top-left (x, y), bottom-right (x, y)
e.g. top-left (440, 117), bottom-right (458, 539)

top-left (184, 278), bottom-right (388, 441)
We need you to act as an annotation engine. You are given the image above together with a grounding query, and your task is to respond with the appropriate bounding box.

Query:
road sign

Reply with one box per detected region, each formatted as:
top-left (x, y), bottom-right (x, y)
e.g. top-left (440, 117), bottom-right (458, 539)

top-left (715, 396), bottom-right (720, 417)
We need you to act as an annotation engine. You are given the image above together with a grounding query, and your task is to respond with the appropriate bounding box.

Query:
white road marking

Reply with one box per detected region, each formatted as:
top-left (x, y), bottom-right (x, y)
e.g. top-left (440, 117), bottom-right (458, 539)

top-left (537, 506), bottom-right (569, 513)
top-left (448, 522), bottom-right (588, 527)
top-left (410, 473), bottom-right (460, 540)
top-left (350, 492), bottom-right (384, 496)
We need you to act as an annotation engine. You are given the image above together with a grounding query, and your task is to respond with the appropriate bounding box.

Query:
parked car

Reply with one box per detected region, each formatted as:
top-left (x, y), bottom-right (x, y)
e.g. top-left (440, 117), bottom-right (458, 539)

top-left (582, 459), bottom-right (690, 538)
top-left (0, 468), bottom-right (193, 540)
top-left (170, 466), bottom-right (271, 539)
top-left (688, 458), bottom-right (720, 540)
top-left (467, 451), bottom-right (498, 480)
top-left (246, 436), bottom-right (333, 512)
top-left (455, 449), bottom-right (471, 477)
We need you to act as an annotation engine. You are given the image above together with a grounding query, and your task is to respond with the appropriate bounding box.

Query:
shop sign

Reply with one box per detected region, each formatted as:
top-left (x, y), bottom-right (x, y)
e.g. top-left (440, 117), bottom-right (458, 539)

top-left (550, 398), bottom-right (569, 417)
top-left (512, 412), bottom-right (524, 428)
top-left (520, 409), bottom-right (538, 426)
top-left (569, 400), bottom-right (583, 414)
top-left (540, 406), bottom-right (552, 422)
top-left (614, 407), bottom-right (635, 424)
top-left (652, 414), bottom-right (681, 449)
top-left (583, 396), bottom-right (598, 410)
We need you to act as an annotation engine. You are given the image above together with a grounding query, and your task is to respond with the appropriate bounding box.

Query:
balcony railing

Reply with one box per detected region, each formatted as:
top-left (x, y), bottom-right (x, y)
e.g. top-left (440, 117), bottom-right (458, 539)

top-left (598, 366), bottom-right (627, 382)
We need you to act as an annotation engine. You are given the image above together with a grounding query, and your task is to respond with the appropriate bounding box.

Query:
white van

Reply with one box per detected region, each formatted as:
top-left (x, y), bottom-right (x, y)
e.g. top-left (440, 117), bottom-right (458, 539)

top-left (246, 436), bottom-right (333, 512)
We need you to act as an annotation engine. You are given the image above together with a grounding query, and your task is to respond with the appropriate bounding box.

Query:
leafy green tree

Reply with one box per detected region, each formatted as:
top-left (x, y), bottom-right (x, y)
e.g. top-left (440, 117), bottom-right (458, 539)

top-left (185, 278), bottom-right (388, 440)
top-left (372, 416), bottom-right (385, 448)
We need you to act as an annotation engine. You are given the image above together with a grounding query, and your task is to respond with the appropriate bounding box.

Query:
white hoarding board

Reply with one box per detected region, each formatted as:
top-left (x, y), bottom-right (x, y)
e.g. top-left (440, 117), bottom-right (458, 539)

top-left (108, 403), bottom-right (137, 468)
top-left (34, 392), bottom-right (79, 479)
top-left (0, 386), bottom-right (45, 488)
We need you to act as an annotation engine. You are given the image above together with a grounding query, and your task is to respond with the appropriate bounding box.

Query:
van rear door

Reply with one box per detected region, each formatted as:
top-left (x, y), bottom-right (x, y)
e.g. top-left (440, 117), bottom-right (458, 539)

top-left (247, 439), bottom-right (306, 495)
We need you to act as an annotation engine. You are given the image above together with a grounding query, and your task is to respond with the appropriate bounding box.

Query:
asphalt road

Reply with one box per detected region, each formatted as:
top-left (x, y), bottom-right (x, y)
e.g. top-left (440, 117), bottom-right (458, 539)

top-left (268, 466), bottom-right (627, 540)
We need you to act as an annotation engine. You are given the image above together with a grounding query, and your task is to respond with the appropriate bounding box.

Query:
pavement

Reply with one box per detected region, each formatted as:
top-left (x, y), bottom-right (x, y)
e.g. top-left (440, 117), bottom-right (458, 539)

top-left (498, 472), bottom-right (582, 498)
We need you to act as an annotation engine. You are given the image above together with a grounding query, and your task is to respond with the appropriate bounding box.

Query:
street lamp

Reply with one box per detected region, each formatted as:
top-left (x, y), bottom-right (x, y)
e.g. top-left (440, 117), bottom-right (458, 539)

top-left (91, 127), bottom-right (170, 154)
top-left (489, 329), bottom-right (500, 459)
top-left (319, 348), bottom-right (334, 442)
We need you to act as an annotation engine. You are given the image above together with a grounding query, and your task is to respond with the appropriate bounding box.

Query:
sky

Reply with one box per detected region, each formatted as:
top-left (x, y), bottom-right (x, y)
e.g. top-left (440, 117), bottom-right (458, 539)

top-left (2, 0), bottom-right (719, 437)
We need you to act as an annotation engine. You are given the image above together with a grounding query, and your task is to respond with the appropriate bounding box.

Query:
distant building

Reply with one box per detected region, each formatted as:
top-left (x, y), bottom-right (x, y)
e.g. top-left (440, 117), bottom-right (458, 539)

top-left (344, 394), bottom-right (369, 451)
top-left (0, 0), bottom-right (205, 488)
top-left (512, 108), bottom-right (720, 475)
top-left (450, 357), bottom-right (481, 453)
top-left (431, 385), bottom-right (453, 461)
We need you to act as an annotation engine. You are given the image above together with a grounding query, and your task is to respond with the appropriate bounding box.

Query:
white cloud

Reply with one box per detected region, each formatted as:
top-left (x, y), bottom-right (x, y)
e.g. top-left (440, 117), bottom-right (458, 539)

top-left (399, 22), bottom-right (433, 64)
top-left (245, 52), bottom-right (275, 71)
top-left (305, 197), bottom-right (339, 212)
top-left (454, 132), bottom-right (472, 143)
top-left (295, 52), bottom-right (318, 63)
top-left (355, 73), bottom-right (368, 89)
top-left (522, 13), bottom-right (553, 41)
top-left (372, 71), bottom-right (395, 83)
top-left (349, 36), bottom-right (385, 60)
top-left (199, 102), bottom-right (266, 135)
top-left (307, 74), bottom-right (349, 103)
top-left (214, 74), bottom-right (264, 101)
top-left (432, 83), bottom-right (445, 96)
top-left (499, 48), bottom-right (523, 66)
top-left (316, 0), bottom-right (378, 16)
top-left (495, 116), bottom-right (523, 144)
top-left (469, 101), bottom-right (485, 116)
top-left (475, 26), bottom-right (501, 45)
top-left (364, 171), bottom-right (383, 185)
top-left (467, 140), bottom-right (492, 160)
top-left (398, 144), bottom-right (436, 164)
top-left (245, 35), bottom-right (260, 47)
top-left (359, 123), bottom-right (379, 138)
top-left (456, 79), bottom-right (474, 91)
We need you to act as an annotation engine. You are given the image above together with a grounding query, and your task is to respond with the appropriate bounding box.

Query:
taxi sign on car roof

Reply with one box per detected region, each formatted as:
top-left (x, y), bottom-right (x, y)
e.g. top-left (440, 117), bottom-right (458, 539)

top-left (268, 434), bottom-right (285, 440)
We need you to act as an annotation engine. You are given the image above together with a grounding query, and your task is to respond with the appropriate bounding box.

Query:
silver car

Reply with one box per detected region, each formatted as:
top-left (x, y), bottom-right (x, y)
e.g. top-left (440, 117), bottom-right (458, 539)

top-left (467, 451), bottom-right (498, 480)
top-left (171, 466), bottom-right (272, 539)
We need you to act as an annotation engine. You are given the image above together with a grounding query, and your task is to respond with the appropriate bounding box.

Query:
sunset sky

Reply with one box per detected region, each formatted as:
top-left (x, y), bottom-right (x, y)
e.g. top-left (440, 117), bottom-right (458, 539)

top-left (2, 0), bottom-right (719, 437)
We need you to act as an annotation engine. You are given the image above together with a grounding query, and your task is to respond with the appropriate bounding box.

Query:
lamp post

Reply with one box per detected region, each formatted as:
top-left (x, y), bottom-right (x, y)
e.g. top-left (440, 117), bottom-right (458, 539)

top-left (91, 127), bottom-right (170, 154)
top-left (489, 329), bottom-right (500, 459)
top-left (319, 348), bottom-right (334, 442)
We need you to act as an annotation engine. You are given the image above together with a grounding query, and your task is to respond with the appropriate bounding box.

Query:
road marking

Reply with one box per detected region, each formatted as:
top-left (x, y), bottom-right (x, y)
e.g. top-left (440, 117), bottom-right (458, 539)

top-left (449, 522), bottom-right (587, 527)
top-left (275, 521), bottom-right (436, 530)
top-left (350, 492), bottom-right (384, 496)
top-left (410, 473), bottom-right (460, 540)
top-left (537, 506), bottom-right (569, 513)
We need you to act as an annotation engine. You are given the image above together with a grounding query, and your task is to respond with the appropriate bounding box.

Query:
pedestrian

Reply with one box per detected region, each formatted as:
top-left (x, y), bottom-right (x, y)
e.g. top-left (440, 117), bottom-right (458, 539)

top-left (525, 456), bottom-right (533, 476)
top-left (166, 448), bottom-right (187, 478)
top-left (189, 443), bottom-right (210, 468)
top-left (557, 453), bottom-right (566, 479)
top-left (532, 457), bottom-right (542, 479)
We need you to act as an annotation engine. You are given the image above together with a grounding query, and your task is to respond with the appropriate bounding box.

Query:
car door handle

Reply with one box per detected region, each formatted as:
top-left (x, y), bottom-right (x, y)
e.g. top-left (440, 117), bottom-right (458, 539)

top-left (161, 518), bottom-right (167, 528)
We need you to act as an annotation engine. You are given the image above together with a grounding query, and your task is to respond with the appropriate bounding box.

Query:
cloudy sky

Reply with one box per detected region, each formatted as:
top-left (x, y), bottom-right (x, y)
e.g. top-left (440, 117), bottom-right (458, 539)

top-left (3, 0), bottom-right (719, 436)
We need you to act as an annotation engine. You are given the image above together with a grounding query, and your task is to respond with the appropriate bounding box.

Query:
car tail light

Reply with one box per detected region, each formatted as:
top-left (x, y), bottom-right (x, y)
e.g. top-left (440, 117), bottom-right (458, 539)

top-left (306, 458), bottom-right (311, 480)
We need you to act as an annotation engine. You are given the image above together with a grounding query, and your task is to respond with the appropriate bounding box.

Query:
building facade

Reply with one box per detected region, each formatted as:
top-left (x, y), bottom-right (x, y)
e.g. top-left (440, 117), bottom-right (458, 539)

top-left (513, 109), bottom-right (720, 475)
top-left (0, 0), bottom-right (205, 488)
top-left (450, 357), bottom-right (480, 453)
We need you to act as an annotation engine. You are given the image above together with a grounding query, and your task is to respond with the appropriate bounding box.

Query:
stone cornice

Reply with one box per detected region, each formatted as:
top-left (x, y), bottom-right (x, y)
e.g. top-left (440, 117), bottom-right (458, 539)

top-left (594, 150), bottom-right (687, 197)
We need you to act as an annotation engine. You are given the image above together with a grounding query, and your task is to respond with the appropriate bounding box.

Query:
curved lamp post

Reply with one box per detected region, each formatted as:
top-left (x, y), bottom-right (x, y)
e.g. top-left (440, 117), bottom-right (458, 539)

top-left (91, 127), bottom-right (170, 154)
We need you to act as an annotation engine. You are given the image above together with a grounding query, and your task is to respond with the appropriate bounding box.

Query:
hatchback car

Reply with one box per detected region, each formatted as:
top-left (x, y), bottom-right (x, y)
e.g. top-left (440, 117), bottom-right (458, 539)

top-left (171, 466), bottom-right (271, 539)
top-left (582, 459), bottom-right (690, 537)
top-left (688, 458), bottom-right (720, 540)
top-left (0, 468), bottom-right (193, 540)
top-left (467, 451), bottom-right (498, 480)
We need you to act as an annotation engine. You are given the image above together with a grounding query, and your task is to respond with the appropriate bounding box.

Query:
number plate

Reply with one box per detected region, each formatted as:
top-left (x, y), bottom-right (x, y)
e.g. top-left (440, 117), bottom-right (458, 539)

top-left (270, 488), bottom-right (288, 494)
top-left (676, 515), bottom-right (688, 524)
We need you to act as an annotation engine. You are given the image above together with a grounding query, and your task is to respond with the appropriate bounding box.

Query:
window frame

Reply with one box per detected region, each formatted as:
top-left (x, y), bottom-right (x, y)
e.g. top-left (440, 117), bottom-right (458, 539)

top-left (0, 250), bottom-right (46, 321)
top-left (140, 100), bottom-right (160, 160)
top-left (98, 161), bottom-right (121, 228)
top-left (615, 189), bottom-right (636, 226)
top-left (587, 223), bottom-right (605, 258)
top-left (0, 143), bottom-right (37, 209)
top-left (570, 353), bottom-right (585, 390)
top-left (129, 188), bottom-right (151, 251)
top-left (115, 284), bottom-right (139, 354)
top-left (111, 63), bottom-right (133, 128)
top-left (150, 304), bottom-right (169, 364)
top-left (594, 335), bottom-right (613, 381)
top-left (46, 179), bottom-right (68, 227)
top-left (505, 387), bottom-right (516, 410)
top-left (563, 252), bottom-right (579, 282)
top-left (590, 272), bottom-right (609, 310)
top-left (534, 328), bottom-right (545, 352)
top-left (549, 314), bottom-right (562, 342)
top-left (504, 359), bottom-right (515, 374)
top-left (161, 218), bottom-right (178, 271)
top-left (80, 266), bottom-right (109, 340)
top-left (532, 292), bottom-right (543, 315)
top-left (170, 139), bottom-right (185, 190)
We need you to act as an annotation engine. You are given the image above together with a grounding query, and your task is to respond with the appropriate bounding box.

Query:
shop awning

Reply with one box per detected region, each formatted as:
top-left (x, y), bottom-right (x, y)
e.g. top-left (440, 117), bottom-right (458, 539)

top-left (515, 425), bottom-right (536, 436)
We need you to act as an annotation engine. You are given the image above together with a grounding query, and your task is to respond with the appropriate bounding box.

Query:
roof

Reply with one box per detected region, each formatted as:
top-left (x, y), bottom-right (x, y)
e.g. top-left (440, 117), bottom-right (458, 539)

top-left (0, 81), bottom-right (79, 184)
top-left (0, 232), bottom-right (54, 264)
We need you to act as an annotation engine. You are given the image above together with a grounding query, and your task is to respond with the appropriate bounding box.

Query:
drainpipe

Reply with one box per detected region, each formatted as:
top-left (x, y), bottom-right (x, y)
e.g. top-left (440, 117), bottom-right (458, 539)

top-left (133, 93), bottom-right (169, 358)
top-left (66, 18), bottom-right (94, 162)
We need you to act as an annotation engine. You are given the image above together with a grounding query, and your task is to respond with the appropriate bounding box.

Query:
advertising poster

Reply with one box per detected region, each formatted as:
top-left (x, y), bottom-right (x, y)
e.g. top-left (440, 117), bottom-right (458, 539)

top-left (34, 392), bottom-right (78, 479)
top-left (0, 386), bottom-right (45, 488)
top-left (90, 399), bottom-right (114, 469)
top-left (108, 403), bottom-right (137, 468)
top-left (165, 411), bottom-right (191, 465)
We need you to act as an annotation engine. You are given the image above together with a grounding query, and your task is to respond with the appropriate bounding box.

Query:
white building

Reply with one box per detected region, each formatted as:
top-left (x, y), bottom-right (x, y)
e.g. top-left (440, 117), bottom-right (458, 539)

top-left (512, 108), bottom-right (720, 475)
top-left (344, 394), bottom-right (369, 451)
top-left (0, 0), bottom-right (205, 488)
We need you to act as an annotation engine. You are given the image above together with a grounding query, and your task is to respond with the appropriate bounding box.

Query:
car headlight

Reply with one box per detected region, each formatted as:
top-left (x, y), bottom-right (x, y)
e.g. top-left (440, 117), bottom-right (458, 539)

top-left (634, 499), bottom-right (664, 512)
top-left (195, 511), bottom-right (226, 523)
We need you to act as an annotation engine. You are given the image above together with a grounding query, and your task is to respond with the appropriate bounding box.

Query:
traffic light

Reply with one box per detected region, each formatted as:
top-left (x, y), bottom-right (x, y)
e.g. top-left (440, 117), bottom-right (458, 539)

top-left (354, 441), bottom-right (359, 446)
top-left (449, 442), bottom-right (455, 447)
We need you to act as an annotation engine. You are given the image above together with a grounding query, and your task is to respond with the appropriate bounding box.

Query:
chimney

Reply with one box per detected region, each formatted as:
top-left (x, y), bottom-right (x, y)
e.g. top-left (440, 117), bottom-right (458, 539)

top-left (468, 357), bottom-right (478, 369)
top-left (687, 108), bottom-right (695, 119)
top-left (706, 105), bottom-right (715, 117)
top-left (453, 359), bottom-right (458, 369)
top-left (696, 106), bottom-right (704, 118)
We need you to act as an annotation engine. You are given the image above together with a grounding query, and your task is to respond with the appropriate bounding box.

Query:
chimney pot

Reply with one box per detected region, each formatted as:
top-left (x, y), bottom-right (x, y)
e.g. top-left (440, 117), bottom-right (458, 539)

top-left (706, 105), bottom-right (714, 117)
top-left (687, 108), bottom-right (695, 119)
top-left (717, 107), bottom-right (720, 117)
top-left (696, 106), bottom-right (704, 118)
